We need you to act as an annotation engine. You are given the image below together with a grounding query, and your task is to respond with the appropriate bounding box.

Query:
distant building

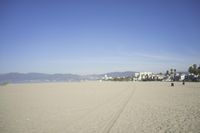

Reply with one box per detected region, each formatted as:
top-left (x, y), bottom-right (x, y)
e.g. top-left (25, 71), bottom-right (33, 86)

top-left (102, 75), bottom-right (113, 80)
top-left (180, 74), bottom-right (186, 81)
top-left (134, 72), bottom-right (167, 81)
top-left (134, 72), bottom-right (153, 81)
top-left (156, 74), bottom-right (165, 81)
top-left (134, 73), bottom-right (139, 77)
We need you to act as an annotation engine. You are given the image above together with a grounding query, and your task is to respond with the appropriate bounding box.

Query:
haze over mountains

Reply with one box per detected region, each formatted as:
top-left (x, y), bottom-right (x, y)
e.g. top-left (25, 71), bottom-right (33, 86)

top-left (0, 71), bottom-right (136, 83)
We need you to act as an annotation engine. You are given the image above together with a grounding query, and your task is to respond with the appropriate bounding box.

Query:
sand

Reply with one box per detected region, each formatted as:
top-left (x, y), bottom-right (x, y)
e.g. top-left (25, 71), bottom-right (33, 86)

top-left (0, 81), bottom-right (200, 133)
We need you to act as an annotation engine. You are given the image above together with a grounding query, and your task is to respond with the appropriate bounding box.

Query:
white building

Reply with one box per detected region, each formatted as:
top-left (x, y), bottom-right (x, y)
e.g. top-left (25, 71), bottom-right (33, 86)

top-left (180, 74), bottom-right (186, 81)
top-left (134, 73), bottom-right (140, 78)
top-left (102, 75), bottom-right (113, 80)
top-left (137, 72), bottom-right (153, 81)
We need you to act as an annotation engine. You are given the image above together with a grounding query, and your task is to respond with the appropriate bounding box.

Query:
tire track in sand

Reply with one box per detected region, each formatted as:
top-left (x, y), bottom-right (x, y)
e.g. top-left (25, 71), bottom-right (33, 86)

top-left (102, 85), bottom-right (136, 133)
top-left (65, 83), bottom-right (136, 133)
top-left (65, 86), bottom-right (132, 128)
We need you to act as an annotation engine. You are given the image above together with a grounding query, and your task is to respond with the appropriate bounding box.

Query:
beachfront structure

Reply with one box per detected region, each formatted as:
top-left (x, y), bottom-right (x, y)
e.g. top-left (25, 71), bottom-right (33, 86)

top-left (139, 72), bottom-right (153, 80)
top-left (102, 75), bottom-right (113, 80)
top-left (133, 73), bottom-right (140, 81)
top-left (134, 73), bottom-right (140, 78)
top-left (134, 72), bottom-right (153, 81)
top-left (134, 72), bottom-right (166, 81)
top-left (180, 74), bottom-right (186, 81)
top-left (133, 71), bottom-right (196, 82)
top-left (155, 74), bottom-right (165, 81)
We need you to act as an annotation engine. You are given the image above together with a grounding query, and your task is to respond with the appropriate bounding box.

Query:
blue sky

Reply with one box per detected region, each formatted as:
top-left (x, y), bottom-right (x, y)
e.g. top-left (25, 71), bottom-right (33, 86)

top-left (0, 0), bottom-right (200, 74)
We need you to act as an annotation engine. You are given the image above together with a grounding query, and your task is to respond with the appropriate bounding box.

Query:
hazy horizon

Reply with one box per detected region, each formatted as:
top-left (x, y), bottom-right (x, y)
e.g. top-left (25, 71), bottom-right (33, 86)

top-left (1, 0), bottom-right (200, 74)
top-left (0, 70), bottom-right (189, 76)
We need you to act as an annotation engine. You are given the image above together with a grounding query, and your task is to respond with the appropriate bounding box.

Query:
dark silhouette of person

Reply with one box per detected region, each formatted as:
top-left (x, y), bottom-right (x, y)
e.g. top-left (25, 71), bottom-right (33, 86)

top-left (171, 82), bottom-right (174, 86)
top-left (182, 80), bottom-right (185, 85)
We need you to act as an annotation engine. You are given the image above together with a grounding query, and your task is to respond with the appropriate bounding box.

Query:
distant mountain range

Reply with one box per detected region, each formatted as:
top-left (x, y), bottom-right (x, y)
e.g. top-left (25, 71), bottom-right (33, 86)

top-left (0, 71), bottom-right (136, 83)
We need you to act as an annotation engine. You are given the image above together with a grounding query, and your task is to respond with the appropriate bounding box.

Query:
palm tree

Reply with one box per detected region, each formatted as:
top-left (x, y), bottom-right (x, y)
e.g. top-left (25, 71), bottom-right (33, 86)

top-left (193, 64), bottom-right (197, 69)
top-left (170, 69), bottom-right (173, 75)
top-left (188, 66), bottom-right (193, 74)
top-left (169, 69), bottom-right (174, 81)
top-left (189, 64), bottom-right (198, 75)
top-left (166, 70), bottom-right (169, 76)
top-left (174, 69), bottom-right (176, 77)
top-left (198, 65), bottom-right (200, 75)
top-left (193, 64), bottom-right (198, 75)
top-left (173, 69), bottom-right (176, 81)
top-left (174, 69), bottom-right (176, 74)
top-left (188, 64), bottom-right (200, 81)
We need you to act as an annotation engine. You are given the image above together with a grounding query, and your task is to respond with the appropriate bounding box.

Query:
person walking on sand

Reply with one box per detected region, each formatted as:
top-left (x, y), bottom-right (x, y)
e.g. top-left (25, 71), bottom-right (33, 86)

top-left (171, 82), bottom-right (174, 86)
top-left (182, 80), bottom-right (185, 85)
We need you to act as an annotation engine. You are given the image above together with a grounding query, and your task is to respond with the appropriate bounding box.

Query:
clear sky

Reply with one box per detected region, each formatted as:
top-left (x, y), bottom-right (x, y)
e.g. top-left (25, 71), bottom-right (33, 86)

top-left (0, 0), bottom-right (200, 74)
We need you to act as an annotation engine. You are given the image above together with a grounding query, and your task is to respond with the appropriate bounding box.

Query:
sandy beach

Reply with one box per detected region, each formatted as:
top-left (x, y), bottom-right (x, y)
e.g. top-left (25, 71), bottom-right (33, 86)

top-left (0, 81), bottom-right (200, 133)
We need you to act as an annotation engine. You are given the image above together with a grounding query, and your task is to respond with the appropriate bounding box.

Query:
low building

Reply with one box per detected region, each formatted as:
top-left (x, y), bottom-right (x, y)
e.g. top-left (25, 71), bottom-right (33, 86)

top-left (180, 74), bottom-right (186, 81)
top-left (102, 75), bottom-right (113, 81)
top-left (136, 72), bottom-right (153, 81)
